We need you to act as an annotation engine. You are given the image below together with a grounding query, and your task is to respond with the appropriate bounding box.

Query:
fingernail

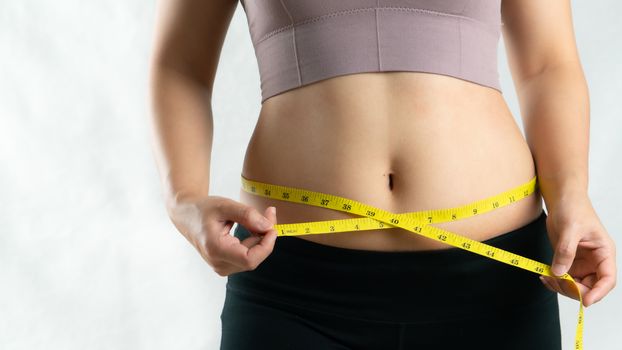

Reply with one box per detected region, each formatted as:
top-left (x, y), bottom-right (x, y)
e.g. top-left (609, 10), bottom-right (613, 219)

top-left (551, 264), bottom-right (566, 276)
top-left (271, 206), bottom-right (276, 215)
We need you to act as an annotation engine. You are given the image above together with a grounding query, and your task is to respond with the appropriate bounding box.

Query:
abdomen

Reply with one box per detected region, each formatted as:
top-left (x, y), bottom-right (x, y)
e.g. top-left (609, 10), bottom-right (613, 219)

top-left (239, 71), bottom-right (543, 251)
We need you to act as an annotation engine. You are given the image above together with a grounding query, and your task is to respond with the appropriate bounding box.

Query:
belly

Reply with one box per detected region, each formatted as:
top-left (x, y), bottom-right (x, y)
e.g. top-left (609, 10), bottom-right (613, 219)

top-left (238, 71), bottom-right (543, 251)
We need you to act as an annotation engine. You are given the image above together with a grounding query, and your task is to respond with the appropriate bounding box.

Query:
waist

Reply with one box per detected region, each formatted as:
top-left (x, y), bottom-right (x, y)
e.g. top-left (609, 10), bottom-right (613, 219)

top-left (239, 80), bottom-right (543, 251)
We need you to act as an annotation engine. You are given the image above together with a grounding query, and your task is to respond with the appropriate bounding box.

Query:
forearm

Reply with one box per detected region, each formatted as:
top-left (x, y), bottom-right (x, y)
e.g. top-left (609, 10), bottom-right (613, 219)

top-left (515, 62), bottom-right (590, 212)
top-left (148, 63), bottom-right (214, 212)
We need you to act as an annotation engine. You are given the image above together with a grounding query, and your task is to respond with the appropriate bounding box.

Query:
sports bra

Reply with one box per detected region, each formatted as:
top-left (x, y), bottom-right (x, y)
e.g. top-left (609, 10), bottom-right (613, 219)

top-left (239, 0), bottom-right (503, 104)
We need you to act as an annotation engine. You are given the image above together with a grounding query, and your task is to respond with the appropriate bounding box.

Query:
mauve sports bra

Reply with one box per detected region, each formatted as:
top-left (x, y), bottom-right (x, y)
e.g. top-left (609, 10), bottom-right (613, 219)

top-left (239, 0), bottom-right (503, 104)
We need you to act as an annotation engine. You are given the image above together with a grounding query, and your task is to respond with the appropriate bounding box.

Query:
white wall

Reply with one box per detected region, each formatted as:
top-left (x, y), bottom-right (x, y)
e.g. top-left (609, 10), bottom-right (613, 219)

top-left (1, 1), bottom-right (620, 349)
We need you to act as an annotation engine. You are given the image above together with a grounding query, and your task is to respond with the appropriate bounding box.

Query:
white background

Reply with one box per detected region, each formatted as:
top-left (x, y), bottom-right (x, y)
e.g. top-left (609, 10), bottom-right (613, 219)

top-left (1, 1), bottom-right (620, 349)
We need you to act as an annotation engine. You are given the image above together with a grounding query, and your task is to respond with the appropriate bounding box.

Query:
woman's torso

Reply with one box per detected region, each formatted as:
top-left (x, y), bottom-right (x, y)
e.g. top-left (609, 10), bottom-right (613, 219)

top-left (239, 71), bottom-right (543, 251)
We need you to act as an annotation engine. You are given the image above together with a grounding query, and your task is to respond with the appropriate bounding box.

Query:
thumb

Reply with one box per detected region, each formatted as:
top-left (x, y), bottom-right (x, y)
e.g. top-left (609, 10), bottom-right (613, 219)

top-left (264, 206), bottom-right (277, 225)
top-left (223, 200), bottom-right (273, 233)
top-left (551, 229), bottom-right (580, 276)
top-left (261, 206), bottom-right (278, 237)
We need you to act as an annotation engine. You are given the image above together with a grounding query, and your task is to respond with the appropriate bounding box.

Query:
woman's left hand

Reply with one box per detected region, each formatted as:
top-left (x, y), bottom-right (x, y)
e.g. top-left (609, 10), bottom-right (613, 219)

top-left (540, 193), bottom-right (617, 307)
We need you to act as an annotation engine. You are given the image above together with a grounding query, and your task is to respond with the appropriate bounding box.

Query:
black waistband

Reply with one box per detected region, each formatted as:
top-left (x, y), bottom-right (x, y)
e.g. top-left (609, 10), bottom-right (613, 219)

top-left (226, 210), bottom-right (556, 323)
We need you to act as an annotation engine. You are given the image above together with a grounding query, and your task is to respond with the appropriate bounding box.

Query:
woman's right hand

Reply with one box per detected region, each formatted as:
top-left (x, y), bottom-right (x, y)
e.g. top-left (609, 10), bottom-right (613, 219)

top-left (167, 195), bottom-right (278, 276)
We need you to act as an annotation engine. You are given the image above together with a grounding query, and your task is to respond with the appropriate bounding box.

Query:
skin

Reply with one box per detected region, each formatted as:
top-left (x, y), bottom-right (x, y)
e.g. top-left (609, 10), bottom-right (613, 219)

top-left (148, 0), bottom-right (616, 308)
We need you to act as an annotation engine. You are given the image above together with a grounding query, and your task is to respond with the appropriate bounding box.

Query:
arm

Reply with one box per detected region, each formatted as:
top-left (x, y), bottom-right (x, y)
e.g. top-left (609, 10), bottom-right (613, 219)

top-left (502, 0), bottom-right (589, 206)
top-left (502, 0), bottom-right (616, 307)
top-left (148, 0), bottom-right (278, 276)
top-left (148, 0), bottom-right (237, 206)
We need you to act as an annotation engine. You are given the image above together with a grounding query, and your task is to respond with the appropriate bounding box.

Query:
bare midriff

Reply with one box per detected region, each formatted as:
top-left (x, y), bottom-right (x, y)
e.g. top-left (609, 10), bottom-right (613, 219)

top-left (239, 71), bottom-right (543, 252)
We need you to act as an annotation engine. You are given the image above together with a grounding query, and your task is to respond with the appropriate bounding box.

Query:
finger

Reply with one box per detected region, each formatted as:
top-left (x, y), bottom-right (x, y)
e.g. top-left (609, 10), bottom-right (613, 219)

top-left (557, 277), bottom-right (582, 301)
top-left (542, 276), bottom-right (563, 295)
top-left (219, 199), bottom-right (274, 234)
top-left (215, 233), bottom-right (256, 269)
top-left (217, 230), bottom-right (273, 270)
top-left (546, 274), bottom-right (591, 302)
top-left (551, 275), bottom-right (573, 298)
top-left (542, 275), bottom-right (569, 298)
top-left (239, 206), bottom-right (276, 247)
top-left (265, 206), bottom-right (277, 225)
top-left (213, 259), bottom-right (248, 277)
top-left (551, 228), bottom-right (581, 276)
top-left (584, 275), bottom-right (616, 306)
top-left (583, 258), bottom-right (617, 306)
top-left (540, 276), bottom-right (557, 293)
top-left (578, 274), bottom-right (598, 289)
top-left (239, 234), bottom-right (263, 248)
top-left (219, 207), bottom-right (278, 270)
top-left (244, 228), bottom-right (278, 266)
top-left (204, 235), bottom-right (247, 274)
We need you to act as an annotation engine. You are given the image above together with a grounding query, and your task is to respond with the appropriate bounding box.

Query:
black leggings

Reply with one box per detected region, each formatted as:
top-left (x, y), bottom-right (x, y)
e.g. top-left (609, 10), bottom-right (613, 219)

top-left (219, 210), bottom-right (561, 350)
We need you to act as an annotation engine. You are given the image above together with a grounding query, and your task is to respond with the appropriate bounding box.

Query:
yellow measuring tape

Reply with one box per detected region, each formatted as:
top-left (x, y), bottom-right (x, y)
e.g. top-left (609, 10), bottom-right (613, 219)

top-left (241, 174), bottom-right (585, 349)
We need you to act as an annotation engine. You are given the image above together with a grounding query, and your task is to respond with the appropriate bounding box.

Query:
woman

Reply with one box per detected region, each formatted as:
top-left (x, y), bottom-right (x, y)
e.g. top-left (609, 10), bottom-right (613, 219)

top-left (148, 0), bottom-right (616, 349)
